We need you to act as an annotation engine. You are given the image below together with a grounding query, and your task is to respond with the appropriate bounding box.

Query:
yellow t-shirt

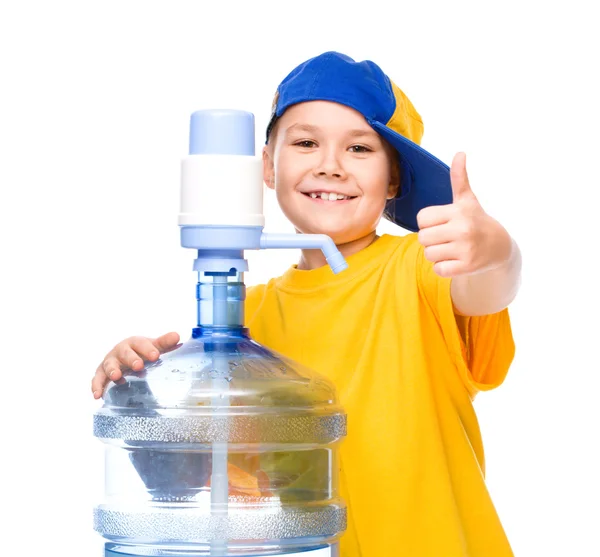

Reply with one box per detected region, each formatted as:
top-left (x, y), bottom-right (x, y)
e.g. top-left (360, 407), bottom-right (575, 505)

top-left (245, 233), bottom-right (515, 557)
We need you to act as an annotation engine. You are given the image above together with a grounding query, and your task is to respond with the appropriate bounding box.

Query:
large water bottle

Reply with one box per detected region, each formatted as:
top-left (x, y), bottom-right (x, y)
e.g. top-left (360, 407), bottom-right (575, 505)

top-left (93, 110), bottom-right (348, 556)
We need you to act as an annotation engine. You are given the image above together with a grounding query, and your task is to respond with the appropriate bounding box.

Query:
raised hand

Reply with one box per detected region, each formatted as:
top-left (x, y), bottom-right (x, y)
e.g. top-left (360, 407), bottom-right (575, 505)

top-left (417, 152), bottom-right (512, 278)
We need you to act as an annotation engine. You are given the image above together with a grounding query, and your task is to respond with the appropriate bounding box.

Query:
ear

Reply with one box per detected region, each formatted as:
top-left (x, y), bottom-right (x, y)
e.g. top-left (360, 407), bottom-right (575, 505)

top-left (387, 182), bottom-right (400, 200)
top-left (262, 145), bottom-right (275, 190)
top-left (386, 159), bottom-right (401, 199)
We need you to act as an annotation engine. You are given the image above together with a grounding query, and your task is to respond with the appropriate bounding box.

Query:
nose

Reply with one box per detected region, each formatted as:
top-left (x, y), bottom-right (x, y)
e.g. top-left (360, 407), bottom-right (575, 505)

top-left (313, 147), bottom-right (347, 180)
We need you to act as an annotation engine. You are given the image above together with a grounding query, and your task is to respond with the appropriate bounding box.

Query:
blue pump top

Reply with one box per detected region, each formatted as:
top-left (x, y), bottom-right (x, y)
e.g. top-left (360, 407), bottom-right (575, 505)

top-left (189, 109), bottom-right (255, 156)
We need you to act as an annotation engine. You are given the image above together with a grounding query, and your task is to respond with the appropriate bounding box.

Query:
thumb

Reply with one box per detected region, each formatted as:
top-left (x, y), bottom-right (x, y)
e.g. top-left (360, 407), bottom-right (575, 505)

top-left (450, 152), bottom-right (476, 202)
top-left (152, 331), bottom-right (181, 353)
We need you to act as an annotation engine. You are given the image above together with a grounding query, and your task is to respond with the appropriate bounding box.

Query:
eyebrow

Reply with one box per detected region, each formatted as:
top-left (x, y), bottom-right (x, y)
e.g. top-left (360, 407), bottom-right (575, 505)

top-left (347, 129), bottom-right (380, 139)
top-left (284, 123), bottom-right (320, 134)
top-left (284, 123), bottom-right (380, 139)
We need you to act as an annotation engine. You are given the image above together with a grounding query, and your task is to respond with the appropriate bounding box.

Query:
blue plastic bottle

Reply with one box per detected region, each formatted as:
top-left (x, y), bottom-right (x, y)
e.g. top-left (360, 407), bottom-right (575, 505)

top-left (93, 110), bottom-right (347, 556)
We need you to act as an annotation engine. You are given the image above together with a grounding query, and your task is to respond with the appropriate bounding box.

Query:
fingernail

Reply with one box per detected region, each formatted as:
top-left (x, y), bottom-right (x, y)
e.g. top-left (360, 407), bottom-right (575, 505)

top-left (93, 390), bottom-right (100, 398)
top-left (133, 359), bottom-right (142, 368)
top-left (150, 351), bottom-right (159, 359)
top-left (108, 370), bottom-right (115, 379)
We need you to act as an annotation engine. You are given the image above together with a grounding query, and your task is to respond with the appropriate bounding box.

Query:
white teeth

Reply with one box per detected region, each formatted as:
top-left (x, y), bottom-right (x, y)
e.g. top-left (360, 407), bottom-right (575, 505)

top-left (307, 192), bottom-right (351, 201)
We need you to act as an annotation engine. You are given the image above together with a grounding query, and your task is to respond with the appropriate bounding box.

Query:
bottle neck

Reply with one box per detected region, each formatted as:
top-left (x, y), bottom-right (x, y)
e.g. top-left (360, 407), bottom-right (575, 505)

top-left (195, 271), bottom-right (245, 330)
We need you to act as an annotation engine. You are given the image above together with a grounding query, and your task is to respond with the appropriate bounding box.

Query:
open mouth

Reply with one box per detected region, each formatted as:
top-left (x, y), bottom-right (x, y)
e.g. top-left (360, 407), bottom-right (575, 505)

top-left (302, 192), bottom-right (357, 202)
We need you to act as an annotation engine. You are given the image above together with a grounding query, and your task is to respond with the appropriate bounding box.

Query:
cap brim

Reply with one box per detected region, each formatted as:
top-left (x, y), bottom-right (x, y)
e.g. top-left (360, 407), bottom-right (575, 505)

top-left (371, 121), bottom-right (452, 232)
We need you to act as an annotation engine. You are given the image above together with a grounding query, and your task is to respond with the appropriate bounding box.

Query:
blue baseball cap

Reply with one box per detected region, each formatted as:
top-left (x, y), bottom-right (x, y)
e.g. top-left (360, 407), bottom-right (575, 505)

top-left (265, 51), bottom-right (452, 232)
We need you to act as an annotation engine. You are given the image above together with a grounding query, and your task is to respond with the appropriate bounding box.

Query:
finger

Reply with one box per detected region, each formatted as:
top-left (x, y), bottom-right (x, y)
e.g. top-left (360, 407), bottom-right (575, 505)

top-left (92, 364), bottom-right (110, 398)
top-left (450, 152), bottom-right (476, 202)
top-left (128, 336), bottom-right (164, 362)
top-left (418, 223), bottom-right (455, 247)
top-left (102, 355), bottom-right (124, 382)
top-left (433, 260), bottom-right (469, 278)
top-left (115, 344), bottom-right (146, 371)
top-left (423, 243), bottom-right (459, 264)
top-left (151, 332), bottom-right (181, 354)
top-left (416, 204), bottom-right (453, 230)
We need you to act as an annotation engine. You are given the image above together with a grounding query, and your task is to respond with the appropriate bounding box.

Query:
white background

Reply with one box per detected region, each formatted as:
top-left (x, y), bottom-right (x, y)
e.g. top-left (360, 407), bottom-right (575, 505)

top-left (1, 1), bottom-right (598, 555)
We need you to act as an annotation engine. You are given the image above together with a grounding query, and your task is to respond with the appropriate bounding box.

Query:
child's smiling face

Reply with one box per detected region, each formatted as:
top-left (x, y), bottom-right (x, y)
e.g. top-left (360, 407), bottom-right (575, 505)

top-left (263, 101), bottom-right (400, 246)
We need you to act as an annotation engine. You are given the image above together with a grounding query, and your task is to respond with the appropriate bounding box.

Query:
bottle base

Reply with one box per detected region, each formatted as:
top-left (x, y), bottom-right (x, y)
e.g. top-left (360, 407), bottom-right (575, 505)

top-left (105, 543), bottom-right (337, 557)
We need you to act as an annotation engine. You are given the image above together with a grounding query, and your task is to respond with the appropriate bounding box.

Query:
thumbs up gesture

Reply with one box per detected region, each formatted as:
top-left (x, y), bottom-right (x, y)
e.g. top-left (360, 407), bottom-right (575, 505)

top-left (417, 152), bottom-right (513, 278)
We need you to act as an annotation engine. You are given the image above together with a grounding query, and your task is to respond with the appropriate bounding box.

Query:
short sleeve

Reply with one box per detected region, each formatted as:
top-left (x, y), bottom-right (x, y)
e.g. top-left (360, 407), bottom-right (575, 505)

top-left (416, 243), bottom-right (515, 396)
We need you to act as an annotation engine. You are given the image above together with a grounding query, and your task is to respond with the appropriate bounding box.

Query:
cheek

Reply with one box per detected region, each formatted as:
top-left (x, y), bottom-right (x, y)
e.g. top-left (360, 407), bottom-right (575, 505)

top-left (272, 171), bottom-right (297, 208)
top-left (273, 160), bottom-right (304, 200)
top-left (356, 165), bottom-right (392, 201)
top-left (274, 148), bottom-right (315, 182)
top-left (274, 189), bottom-right (305, 227)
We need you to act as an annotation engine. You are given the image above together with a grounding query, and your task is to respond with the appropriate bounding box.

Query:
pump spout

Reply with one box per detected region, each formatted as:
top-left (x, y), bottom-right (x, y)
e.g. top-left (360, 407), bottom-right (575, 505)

top-left (259, 233), bottom-right (348, 274)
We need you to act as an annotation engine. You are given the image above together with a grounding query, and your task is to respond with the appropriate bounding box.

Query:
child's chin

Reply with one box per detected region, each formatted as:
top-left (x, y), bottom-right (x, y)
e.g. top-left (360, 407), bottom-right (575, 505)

top-left (298, 220), bottom-right (360, 245)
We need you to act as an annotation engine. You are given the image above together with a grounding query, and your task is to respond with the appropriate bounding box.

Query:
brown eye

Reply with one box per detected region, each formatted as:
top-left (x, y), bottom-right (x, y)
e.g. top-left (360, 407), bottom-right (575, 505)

top-left (294, 140), bottom-right (317, 148)
top-left (349, 145), bottom-right (372, 153)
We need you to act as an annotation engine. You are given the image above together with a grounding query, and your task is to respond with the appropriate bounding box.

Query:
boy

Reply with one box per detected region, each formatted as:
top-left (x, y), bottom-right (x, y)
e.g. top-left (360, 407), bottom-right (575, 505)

top-left (92, 51), bottom-right (521, 556)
